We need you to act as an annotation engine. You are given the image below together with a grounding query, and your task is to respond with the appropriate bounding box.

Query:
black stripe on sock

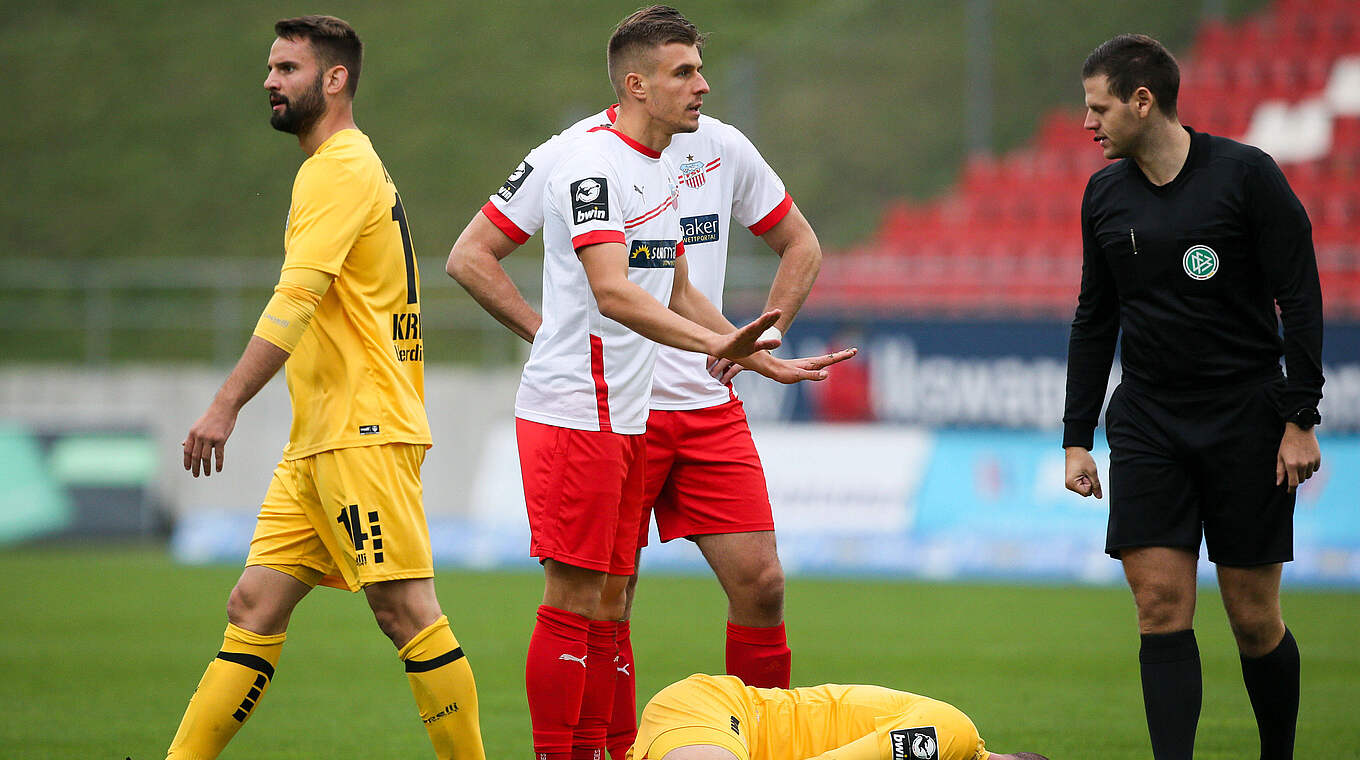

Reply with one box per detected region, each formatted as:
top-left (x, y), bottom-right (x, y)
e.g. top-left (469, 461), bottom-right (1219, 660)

top-left (216, 650), bottom-right (276, 680)
top-left (404, 646), bottom-right (465, 673)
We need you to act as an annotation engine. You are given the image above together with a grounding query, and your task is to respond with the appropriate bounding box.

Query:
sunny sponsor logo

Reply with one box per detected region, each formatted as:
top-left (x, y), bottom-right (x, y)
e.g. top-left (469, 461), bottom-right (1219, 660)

top-left (629, 239), bottom-right (679, 268)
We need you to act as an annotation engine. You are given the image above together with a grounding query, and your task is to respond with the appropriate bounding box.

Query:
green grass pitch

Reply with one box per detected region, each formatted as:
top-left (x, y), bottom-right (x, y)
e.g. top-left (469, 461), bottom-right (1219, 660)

top-left (2, 545), bottom-right (1357, 758)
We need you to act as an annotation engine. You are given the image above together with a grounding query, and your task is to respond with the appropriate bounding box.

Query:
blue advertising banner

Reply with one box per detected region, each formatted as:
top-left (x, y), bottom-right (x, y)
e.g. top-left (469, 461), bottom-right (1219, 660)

top-left (733, 320), bottom-right (1360, 432)
top-left (173, 427), bottom-right (1360, 587)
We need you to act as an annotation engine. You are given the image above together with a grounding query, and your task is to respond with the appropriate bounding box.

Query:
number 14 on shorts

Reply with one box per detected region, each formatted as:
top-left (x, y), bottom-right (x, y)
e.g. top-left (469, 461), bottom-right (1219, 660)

top-left (336, 504), bottom-right (386, 566)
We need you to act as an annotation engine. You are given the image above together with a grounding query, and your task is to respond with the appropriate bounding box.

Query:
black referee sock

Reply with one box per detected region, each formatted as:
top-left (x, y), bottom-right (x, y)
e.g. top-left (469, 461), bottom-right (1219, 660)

top-left (1139, 629), bottom-right (1201, 760)
top-left (1240, 627), bottom-right (1299, 760)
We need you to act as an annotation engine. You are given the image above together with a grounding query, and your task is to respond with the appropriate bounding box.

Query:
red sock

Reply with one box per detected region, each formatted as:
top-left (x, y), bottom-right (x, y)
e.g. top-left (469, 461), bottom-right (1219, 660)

top-left (726, 621), bottom-right (791, 688)
top-left (572, 620), bottom-right (619, 760)
top-left (606, 620), bottom-right (636, 760)
top-left (527, 605), bottom-right (590, 760)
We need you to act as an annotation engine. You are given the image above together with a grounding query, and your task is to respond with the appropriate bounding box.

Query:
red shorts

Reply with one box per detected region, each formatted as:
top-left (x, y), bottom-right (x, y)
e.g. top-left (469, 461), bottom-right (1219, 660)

top-left (516, 417), bottom-right (645, 574)
top-left (640, 398), bottom-right (774, 546)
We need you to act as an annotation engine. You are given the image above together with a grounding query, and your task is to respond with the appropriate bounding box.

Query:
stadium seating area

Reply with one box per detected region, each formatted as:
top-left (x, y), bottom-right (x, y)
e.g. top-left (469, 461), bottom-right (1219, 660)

top-left (814, 0), bottom-right (1360, 319)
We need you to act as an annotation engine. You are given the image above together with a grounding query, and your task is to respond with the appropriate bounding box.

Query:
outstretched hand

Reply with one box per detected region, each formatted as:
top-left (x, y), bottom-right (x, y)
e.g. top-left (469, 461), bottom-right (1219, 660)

top-left (741, 347), bottom-right (859, 384)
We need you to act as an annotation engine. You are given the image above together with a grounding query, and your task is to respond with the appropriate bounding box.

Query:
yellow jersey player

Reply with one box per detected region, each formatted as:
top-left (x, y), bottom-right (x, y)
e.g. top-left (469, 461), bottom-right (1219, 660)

top-left (169, 16), bottom-right (484, 760)
top-left (629, 674), bottom-right (1048, 760)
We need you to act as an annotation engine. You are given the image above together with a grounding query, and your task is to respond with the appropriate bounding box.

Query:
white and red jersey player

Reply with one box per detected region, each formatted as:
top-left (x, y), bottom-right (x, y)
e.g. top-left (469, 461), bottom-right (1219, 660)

top-left (517, 124), bottom-right (686, 434)
top-left (454, 104), bottom-right (835, 760)
top-left (483, 105), bottom-right (794, 414)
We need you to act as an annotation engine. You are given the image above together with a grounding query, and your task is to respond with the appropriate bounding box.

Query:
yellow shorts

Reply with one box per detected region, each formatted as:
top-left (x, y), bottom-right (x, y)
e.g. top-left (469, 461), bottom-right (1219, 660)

top-left (245, 442), bottom-right (433, 591)
top-left (631, 675), bottom-right (989, 760)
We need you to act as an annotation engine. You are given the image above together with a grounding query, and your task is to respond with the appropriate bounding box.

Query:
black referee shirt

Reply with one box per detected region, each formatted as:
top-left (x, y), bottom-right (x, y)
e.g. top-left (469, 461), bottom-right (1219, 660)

top-left (1063, 127), bottom-right (1324, 449)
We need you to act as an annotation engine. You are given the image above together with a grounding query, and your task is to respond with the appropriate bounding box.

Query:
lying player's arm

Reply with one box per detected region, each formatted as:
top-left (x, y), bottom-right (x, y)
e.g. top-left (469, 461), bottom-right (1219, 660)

top-left (182, 267), bottom-right (332, 478)
top-left (446, 210), bottom-right (542, 343)
top-left (579, 242), bottom-right (780, 359)
top-left (757, 201), bottom-right (821, 336)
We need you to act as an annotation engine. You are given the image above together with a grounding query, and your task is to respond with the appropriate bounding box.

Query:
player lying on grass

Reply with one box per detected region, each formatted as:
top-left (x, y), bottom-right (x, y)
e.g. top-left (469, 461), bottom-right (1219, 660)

top-left (628, 674), bottom-right (1047, 760)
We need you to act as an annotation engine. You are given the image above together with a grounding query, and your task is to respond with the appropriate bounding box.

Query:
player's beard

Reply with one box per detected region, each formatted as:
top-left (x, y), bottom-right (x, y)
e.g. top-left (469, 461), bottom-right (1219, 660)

top-left (270, 72), bottom-right (325, 135)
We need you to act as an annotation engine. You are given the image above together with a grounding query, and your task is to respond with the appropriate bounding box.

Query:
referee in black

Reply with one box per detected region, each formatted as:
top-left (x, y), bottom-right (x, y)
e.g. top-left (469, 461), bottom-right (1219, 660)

top-left (1061, 35), bottom-right (1323, 760)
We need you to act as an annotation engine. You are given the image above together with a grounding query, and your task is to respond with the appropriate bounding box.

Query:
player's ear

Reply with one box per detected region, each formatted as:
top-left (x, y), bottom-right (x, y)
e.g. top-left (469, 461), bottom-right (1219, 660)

top-left (1132, 85), bottom-right (1155, 118)
top-left (324, 65), bottom-right (350, 97)
top-left (624, 70), bottom-right (647, 102)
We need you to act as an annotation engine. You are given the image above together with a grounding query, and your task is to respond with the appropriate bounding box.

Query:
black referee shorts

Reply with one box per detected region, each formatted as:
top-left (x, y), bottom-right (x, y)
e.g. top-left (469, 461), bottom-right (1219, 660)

top-left (1104, 376), bottom-right (1294, 566)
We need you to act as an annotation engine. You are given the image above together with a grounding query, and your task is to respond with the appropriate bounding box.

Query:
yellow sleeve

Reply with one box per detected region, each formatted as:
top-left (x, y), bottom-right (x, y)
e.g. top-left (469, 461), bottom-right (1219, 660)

top-left (252, 266), bottom-right (335, 352)
top-left (285, 156), bottom-right (370, 273)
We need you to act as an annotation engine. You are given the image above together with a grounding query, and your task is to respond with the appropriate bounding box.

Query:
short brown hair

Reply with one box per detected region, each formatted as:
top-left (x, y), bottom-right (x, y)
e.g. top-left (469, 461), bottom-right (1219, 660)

top-left (607, 5), bottom-right (707, 96)
top-left (275, 15), bottom-right (363, 97)
top-left (1082, 33), bottom-right (1179, 117)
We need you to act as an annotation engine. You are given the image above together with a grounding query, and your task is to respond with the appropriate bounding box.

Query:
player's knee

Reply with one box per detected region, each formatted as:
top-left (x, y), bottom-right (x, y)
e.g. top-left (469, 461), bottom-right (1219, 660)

top-left (226, 582), bottom-right (285, 632)
top-left (1225, 609), bottom-right (1282, 654)
top-left (598, 580), bottom-right (630, 620)
top-left (753, 563), bottom-right (785, 613)
top-left (1132, 583), bottom-right (1192, 631)
top-left (369, 605), bottom-right (407, 644)
top-left (225, 584), bottom-right (249, 624)
top-left (730, 560), bottom-right (784, 619)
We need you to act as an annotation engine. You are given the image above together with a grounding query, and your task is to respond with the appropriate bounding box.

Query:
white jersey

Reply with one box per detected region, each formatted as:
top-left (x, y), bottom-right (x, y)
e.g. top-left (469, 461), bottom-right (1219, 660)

top-left (513, 126), bottom-right (685, 434)
top-left (484, 106), bottom-right (792, 411)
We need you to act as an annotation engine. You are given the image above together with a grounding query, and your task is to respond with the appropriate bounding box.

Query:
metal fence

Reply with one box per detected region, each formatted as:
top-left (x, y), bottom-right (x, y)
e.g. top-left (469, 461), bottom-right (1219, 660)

top-left (0, 250), bottom-right (778, 366)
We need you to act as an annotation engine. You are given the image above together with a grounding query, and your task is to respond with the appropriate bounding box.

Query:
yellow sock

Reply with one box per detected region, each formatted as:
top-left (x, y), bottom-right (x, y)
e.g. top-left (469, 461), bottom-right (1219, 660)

top-left (399, 615), bottom-right (486, 760)
top-left (166, 623), bottom-right (285, 760)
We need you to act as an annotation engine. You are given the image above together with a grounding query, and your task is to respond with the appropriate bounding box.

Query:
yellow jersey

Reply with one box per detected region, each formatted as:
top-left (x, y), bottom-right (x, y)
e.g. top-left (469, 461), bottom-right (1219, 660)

top-left (275, 129), bottom-right (430, 459)
top-left (632, 674), bottom-right (989, 760)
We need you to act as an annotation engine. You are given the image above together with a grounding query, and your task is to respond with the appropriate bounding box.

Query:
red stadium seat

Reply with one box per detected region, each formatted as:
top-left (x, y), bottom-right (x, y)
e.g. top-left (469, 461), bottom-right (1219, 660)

top-left (843, 0), bottom-right (1360, 318)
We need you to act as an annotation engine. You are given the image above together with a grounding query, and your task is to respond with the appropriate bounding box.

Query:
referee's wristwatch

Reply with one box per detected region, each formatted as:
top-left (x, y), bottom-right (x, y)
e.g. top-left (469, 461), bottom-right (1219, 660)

top-left (1287, 407), bottom-right (1321, 430)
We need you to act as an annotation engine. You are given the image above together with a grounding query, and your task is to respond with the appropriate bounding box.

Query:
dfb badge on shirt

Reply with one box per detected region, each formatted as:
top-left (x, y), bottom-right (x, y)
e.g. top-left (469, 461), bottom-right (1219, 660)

top-left (889, 727), bottom-right (939, 760)
top-left (571, 177), bottom-right (609, 224)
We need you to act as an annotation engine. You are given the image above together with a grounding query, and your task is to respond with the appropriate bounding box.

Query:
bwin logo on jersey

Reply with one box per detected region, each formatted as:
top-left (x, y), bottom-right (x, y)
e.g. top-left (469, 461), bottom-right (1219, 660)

top-left (681, 214), bottom-right (720, 245)
top-left (1183, 244), bottom-right (1220, 280)
top-left (571, 177), bottom-right (609, 224)
top-left (889, 727), bottom-right (939, 760)
top-left (497, 161), bottom-right (534, 201)
top-left (629, 239), bottom-right (679, 268)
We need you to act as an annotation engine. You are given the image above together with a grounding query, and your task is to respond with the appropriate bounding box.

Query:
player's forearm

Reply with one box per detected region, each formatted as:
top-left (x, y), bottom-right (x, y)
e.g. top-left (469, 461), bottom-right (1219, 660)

top-left (448, 245), bottom-right (542, 343)
top-left (761, 233), bottom-right (821, 334)
top-left (595, 280), bottom-right (719, 355)
top-left (213, 336), bottom-right (290, 412)
top-left (669, 278), bottom-right (736, 335)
